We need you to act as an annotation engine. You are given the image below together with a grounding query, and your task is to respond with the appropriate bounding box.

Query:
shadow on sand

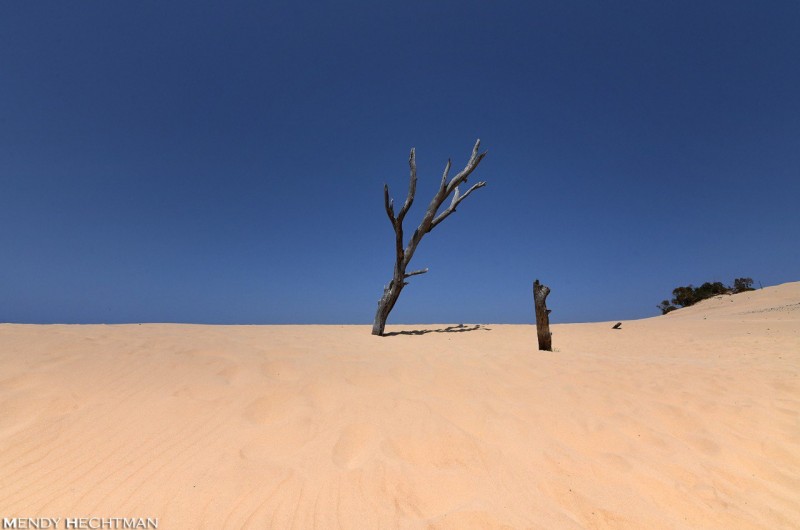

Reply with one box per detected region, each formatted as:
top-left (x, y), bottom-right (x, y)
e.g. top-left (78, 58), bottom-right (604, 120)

top-left (383, 324), bottom-right (491, 337)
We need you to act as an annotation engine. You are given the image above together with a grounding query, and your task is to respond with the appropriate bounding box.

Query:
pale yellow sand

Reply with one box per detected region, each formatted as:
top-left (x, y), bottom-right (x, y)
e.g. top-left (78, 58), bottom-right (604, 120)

top-left (1, 283), bottom-right (798, 529)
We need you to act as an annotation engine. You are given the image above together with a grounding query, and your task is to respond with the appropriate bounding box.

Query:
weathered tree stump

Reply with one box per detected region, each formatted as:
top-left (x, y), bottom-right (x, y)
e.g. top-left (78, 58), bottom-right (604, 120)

top-left (533, 279), bottom-right (552, 351)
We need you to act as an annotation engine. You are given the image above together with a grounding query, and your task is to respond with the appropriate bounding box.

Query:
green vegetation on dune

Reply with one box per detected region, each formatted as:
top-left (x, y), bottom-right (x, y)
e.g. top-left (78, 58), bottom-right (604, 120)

top-left (657, 278), bottom-right (755, 315)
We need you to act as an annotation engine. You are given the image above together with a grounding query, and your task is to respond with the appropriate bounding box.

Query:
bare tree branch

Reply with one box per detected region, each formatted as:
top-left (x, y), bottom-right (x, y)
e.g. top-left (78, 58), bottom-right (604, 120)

top-left (373, 140), bottom-right (488, 336)
top-left (383, 184), bottom-right (395, 224)
top-left (445, 139), bottom-right (487, 195)
top-left (429, 180), bottom-right (487, 231)
top-left (440, 159), bottom-right (451, 192)
top-left (397, 148), bottom-right (416, 223)
top-left (404, 268), bottom-right (429, 278)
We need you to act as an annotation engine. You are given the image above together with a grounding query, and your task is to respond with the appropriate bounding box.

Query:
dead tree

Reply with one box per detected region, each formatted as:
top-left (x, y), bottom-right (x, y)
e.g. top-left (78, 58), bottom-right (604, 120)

top-left (533, 279), bottom-right (552, 351)
top-left (372, 140), bottom-right (487, 336)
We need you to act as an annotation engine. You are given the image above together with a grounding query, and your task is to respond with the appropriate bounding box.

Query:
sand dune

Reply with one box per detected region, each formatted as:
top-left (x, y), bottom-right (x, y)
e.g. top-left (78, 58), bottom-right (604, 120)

top-left (1, 283), bottom-right (798, 529)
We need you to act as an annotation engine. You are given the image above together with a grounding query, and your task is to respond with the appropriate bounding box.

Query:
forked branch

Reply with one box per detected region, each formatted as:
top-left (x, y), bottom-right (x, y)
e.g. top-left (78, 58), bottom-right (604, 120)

top-left (430, 180), bottom-right (487, 231)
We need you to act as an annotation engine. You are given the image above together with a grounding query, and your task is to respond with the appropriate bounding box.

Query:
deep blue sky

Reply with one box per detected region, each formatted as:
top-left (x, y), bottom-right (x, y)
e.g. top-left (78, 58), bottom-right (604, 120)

top-left (1, 1), bottom-right (798, 325)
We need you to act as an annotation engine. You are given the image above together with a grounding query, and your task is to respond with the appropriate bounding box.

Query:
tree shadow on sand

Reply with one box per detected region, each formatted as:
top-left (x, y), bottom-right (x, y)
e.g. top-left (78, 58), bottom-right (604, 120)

top-left (383, 324), bottom-right (491, 337)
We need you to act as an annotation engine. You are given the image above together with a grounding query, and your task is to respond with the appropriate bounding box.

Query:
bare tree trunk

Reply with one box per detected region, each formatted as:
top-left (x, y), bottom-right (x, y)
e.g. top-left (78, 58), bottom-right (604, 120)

top-left (533, 279), bottom-right (552, 351)
top-left (372, 140), bottom-right (487, 336)
top-left (372, 281), bottom-right (403, 336)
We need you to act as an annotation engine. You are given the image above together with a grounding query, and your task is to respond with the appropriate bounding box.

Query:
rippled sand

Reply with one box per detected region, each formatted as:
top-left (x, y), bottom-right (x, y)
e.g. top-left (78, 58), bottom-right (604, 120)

top-left (1, 283), bottom-right (798, 529)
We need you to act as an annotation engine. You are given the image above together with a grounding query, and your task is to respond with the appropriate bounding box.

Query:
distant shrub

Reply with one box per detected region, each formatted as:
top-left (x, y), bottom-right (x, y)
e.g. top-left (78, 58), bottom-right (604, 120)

top-left (657, 300), bottom-right (678, 315)
top-left (694, 281), bottom-right (730, 300)
top-left (733, 277), bottom-right (755, 293)
top-left (657, 277), bottom-right (755, 314)
top-left (671, 285), bottom-right (700, 308)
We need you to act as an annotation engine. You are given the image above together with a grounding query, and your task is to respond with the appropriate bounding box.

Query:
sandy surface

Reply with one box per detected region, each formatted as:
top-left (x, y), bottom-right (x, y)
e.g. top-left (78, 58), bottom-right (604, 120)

top-left (1, 283), bottom-right (798, 529)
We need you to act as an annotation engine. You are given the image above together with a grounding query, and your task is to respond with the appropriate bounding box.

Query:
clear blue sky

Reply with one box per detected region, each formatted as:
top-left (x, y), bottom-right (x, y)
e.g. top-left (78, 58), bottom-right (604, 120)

top-left (1, 1), bottom-right (798, 325)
